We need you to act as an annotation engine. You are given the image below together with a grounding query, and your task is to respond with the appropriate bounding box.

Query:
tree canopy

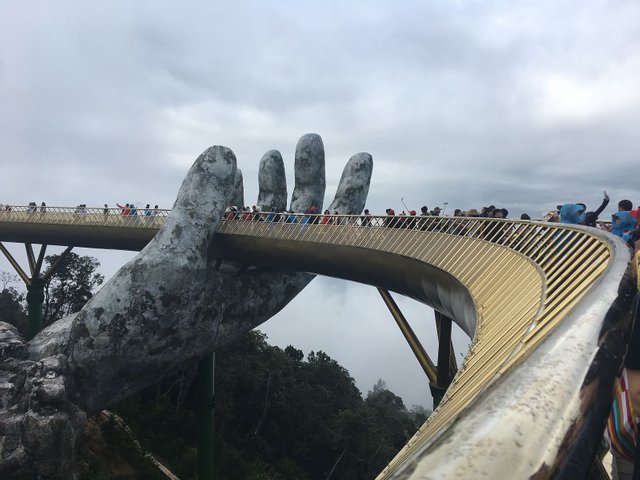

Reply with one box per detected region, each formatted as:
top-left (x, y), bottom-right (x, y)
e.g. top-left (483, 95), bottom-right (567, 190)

top-left (43, 252), bottom-right (104, 326)
top-left (113, 330), bottom-right (430, 480)
top-left (0, 271), bottom-right (28, 336)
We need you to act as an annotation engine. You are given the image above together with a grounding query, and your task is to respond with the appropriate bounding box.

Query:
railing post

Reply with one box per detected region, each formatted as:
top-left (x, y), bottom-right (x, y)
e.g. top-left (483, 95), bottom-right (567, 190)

top-left (196, 352), bottom-right (215, 480)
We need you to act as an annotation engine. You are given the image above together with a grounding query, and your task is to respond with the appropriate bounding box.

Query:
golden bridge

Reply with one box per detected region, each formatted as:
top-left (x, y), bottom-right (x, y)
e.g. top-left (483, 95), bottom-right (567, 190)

top-left (0, 205), bottom-right (635, 479)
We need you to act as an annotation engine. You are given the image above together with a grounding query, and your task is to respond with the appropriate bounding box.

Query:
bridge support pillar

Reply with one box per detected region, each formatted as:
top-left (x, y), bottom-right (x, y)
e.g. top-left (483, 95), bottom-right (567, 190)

top-left (196, 352), bottom-right (215, 480)
top-left (26, 279), bottom-right (45, 340)
top-left (0, 242), bottom-right (72, 339)
top-left (434, 312), bottom-right (457, 387)
top-left (429, 383), bottom-right (447, 409)
top-left (377, 288), bottom-right (437, 383)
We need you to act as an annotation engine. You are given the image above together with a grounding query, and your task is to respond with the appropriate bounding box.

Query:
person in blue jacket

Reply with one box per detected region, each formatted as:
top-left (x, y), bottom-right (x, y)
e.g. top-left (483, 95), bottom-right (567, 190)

top-left (612, 211), bottom-right (637, 238)
top-left (559, 203), bottom-right (586, 225)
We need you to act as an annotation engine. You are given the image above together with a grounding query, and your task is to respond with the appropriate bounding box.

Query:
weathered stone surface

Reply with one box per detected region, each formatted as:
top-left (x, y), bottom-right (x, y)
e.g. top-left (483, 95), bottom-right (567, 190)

top-left (32, 377), bottom-right (66, 403)
top-left (229, 168), bottom-right (244, 208)
top-left (0, 323), bottom-right (27, 360)
top-left (290, 133), bottom-right (325, 212)
top-left (1, 135), bottom-right (372, 479)
top-left (257, 150), bottom-right (287, 212)
top-left (0, 322), bottom-right (85, 479)
top-left (328, 152), bottom-right (373, 215)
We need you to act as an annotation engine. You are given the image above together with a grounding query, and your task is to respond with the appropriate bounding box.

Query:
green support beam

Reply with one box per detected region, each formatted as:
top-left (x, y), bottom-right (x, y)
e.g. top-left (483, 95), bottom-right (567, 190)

top-left (0, 242), bottom-right (72, 340)
top-left (434, 311), bottom-right (456, 388)
top-left (197, 352), bottom-right (215, 480)
top-left (26, 278), bottom-right (45, 340)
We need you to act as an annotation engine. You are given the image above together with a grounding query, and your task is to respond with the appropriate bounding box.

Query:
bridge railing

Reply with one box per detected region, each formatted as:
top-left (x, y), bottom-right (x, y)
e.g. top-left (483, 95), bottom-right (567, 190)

top-left (220, 212), bottom-right (608, 272)
top-left (0, 205), bottom-right (170, 229)
top-left (217, 211), bottom-right (623, 479)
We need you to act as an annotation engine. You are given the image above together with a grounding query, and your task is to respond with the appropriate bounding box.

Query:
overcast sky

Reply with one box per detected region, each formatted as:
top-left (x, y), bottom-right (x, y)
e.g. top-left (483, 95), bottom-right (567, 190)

top-left (2, 0), bottom-right (640, 408)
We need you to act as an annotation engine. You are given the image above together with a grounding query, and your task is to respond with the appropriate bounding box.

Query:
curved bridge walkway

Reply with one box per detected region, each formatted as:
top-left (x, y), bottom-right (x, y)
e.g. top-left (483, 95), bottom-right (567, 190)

top-left (0, 205), bottom-right (635, 479)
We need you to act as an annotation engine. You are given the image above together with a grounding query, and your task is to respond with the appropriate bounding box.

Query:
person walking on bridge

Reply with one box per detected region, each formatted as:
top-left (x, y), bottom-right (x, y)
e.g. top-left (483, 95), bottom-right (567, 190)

top-left (117, 203), bottom-right (130, 215)
top-left (360, 208), bottom-right (372, 227)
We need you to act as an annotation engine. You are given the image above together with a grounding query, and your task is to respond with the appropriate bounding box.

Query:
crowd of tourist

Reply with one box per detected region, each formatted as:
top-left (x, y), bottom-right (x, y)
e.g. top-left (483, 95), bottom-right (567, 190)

top-left (553, 192), bottom-right (640, 249)
top-left (5, 194), bottom-right (640, 248)
top-left (0, 202), bottom-right (164, 216)
top-left (115, 203), bottom-right (160, 216)
top-left (221, 194), bottom-right (640, 249)
top-left (222, 203), bottom-right (513, 225)
top-left (4, 193), bottom-right (640, 252)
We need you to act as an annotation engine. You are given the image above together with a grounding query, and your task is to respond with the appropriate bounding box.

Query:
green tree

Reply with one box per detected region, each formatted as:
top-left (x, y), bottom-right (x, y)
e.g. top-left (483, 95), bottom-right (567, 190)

top-left (409, 404), bottom-right (431, 426)
top-left (43, 252), bottom-right (104, 326)
top-left (212, 333), bottom-right (419, 480)
top-left (0, 271), bottom-right (28, 336)
top-left (111, 330), bottom-right (423, 480)
top-left (361, 379), bottom-right (419, 474)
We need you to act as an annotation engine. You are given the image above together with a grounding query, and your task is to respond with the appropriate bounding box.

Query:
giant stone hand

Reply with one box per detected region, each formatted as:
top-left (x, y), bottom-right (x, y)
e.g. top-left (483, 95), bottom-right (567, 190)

top-left (0, 134), bottom-right (372, 479)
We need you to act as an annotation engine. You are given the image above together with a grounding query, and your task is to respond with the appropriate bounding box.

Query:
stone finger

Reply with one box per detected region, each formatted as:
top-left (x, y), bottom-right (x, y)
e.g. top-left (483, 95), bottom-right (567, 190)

top-left (327, 152), bottom-right (373, 215)
top-left (290, 133), bottom-right (325, 212)
top-left (229, 168), bottom-right (244, 209)
top-left (257, 150), bottom-right (287, 212)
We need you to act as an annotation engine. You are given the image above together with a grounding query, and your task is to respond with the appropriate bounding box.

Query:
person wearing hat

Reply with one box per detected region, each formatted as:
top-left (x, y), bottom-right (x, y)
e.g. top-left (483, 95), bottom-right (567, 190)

top-left (430, 206), bottom-right (442, 216)
top-left (385, 208), bottom-right (396, 228)
top-left (466, 208), bottom-right (480, 217)
top-left (407, 209), bottom-right (417, 229)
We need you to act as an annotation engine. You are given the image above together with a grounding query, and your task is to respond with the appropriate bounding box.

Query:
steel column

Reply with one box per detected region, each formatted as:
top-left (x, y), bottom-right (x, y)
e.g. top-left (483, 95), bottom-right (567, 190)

top-left (434, 311), bottom-right (457, 387)
top-left (377, 288), bottom-right (437, 383)
top-left (196, 352), bottom-right (215, 480)
top-left (26, 278), bottom-right (45, 340)
top-left (432, 311), bottom-right (457, 408)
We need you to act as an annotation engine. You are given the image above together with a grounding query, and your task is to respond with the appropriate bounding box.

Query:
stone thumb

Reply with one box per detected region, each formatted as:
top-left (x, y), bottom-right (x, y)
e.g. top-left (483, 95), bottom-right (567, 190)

top-left (148, 146), bottom-right (237, 263)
